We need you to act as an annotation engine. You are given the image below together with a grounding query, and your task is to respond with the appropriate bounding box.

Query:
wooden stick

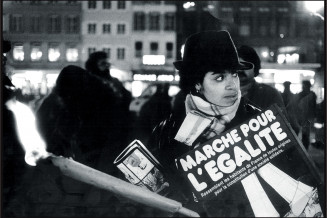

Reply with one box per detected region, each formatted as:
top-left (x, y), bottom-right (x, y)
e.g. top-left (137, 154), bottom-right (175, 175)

top-left (50, 155), bottom-right (200, 217)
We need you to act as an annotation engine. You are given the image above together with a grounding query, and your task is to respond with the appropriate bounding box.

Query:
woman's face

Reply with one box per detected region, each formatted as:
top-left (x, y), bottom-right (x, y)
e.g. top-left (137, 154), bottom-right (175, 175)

top-left (197, 69), bottom-right (240, 106)
top-left (97, 58), bottom-right (110, 72)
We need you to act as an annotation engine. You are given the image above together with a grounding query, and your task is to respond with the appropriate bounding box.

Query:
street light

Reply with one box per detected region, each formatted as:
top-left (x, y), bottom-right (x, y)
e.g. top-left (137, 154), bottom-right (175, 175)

top-left (304, 1), bottom-right (324, 20)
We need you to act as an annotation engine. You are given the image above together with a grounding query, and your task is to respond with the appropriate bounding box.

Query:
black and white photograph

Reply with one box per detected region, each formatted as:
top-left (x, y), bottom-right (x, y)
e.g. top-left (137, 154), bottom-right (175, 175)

top-left (1, 0), bottom-right (325, 217)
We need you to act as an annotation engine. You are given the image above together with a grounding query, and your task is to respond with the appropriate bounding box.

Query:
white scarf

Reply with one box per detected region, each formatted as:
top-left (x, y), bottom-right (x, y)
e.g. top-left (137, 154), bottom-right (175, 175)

top-left (174, 91), bottom-right (241, 146)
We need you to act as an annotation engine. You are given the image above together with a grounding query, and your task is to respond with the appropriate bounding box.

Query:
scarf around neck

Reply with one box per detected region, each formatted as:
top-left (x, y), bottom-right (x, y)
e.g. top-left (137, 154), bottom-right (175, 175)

top-left (174, 91), bottom-right (241, 146)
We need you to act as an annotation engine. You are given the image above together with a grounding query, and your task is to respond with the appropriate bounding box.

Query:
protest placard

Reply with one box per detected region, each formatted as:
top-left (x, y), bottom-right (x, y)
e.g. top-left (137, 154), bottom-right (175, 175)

top-left (176, 104), bottom-right (324, 217)
top-left (114, 140), bottom-right (169, 194)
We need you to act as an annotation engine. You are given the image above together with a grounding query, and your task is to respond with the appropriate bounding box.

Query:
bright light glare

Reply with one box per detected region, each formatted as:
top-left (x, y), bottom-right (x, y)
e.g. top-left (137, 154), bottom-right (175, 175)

top-left (142, 55), bottom-right (165, 65)
top-left (277, 54), bottom-right (286, 64)
top-left (6, 100), bottom-right (49, 166)
top-left (46, 74), bottom-right (59, 88)
top-left (134, 74), bottom-right (156, 81)
top-left (110, 68), bottom-right (124, 81)
top-left (180, 45), bottom-right (185, 58)
top-left (48, 48), bottom-right (60, 62)
top-left (66, 48), bottom-right (78, 62)
top-left (13, 46), bottom-right (24, 61)
top-left (304, 1), bottom-right (324, 13)
top-left (183, 2), bottom-right (195, 9)
top-left (25, 71), bottom-right (43, 85)
top-left (255, 77), bottom-right (263, 83)
top-left (131, 81), bottom-right (143, 97)
top-left (262, 51), bottom-right (268, 58)
top-left (157, 75), bottom-right (174, 82)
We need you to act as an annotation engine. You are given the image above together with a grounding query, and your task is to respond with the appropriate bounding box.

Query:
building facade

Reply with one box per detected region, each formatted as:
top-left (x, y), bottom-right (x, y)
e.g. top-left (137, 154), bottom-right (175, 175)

top-left (81, 0), bottom-right (133, 81)
top-left (176, 1), bottom-right (324, 99)
top-left (3, 0), bottom-right (82, 95)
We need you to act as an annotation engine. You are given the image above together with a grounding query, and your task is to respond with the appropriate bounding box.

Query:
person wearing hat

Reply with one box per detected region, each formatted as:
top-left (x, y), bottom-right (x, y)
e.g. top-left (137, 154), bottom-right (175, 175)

top-left (147, 30), bottom-right (261, 216)
top-left (237, 45), bottom-right (285, 110)
top-left (147, 31), bottom-right (324, 217)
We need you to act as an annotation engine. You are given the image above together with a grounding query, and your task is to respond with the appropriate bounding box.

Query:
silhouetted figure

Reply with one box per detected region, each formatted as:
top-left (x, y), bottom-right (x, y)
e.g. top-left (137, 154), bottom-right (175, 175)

top-left (136, 83), bottom-right (172, 144)
top-left (36, 65), bottom-right (128, 169)
top-left (281, 81), bottom-right (295, 107)
top-left (237, 45), bottom-right (285, 110)
top-left (296, 80), bottom-right (317, 149)
top-left (85, 51), bottom-right (132, 112)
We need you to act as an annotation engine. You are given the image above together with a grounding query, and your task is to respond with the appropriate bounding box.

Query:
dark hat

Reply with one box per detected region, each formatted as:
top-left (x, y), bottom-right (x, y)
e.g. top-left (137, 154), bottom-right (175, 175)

top-left (2, 40), bottom-right (11, 53)
top-left (174, 30), bottom-right (253, 72)
top-left (237, 45), bottom-right (261, 77)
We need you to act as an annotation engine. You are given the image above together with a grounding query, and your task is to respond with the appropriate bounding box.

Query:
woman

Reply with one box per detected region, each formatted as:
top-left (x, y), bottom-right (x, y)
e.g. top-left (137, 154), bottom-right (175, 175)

top-left (148, 31), bottom-right (260, 216)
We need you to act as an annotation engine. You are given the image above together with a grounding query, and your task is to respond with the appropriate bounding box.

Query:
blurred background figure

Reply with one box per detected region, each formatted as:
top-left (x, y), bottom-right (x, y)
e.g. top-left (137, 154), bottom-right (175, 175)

top-left (85, 51), bottom-right (132, 113)
top-left (36, 65), bottom-right (126, 170)
top-left (134, 83), bottom-right (172, 144)
top-left (281, 81), bottom-right (295, 107)
top-left (295, 80), bottom-right (317, 150)
top-left (85, 51), bottom-right (132, 142)
top-left (281, 81), bottom-right (301, 135)
top-left (237, 45), bottom-right (285, 110)
top-left (34, 65), bottom-right (132, 215)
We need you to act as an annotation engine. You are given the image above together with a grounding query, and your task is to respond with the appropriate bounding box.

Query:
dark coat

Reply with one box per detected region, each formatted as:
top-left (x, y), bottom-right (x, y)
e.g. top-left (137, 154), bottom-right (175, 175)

top-left (147, 98), bottom-right (260, 216)
top-left (36, 67), bottom-right (127, 171)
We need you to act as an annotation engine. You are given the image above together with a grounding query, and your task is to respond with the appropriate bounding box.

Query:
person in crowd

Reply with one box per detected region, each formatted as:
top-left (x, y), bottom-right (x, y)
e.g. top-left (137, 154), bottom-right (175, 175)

top-left (148, 31), bottom-right (261, 216)
top-left (281, 81), bottom-right (295, 107)
top-left (237, 45), bottom-right (285, 110)
top-left (34, 65), bottom-right (134, 215)
top-left (85, 51), bottom-right (132, 113)
top-left (296, 80), bottom-right (317, 149)
top-left (136, 83), bottom-right (172, 144)
top-left (36, 65), bottom-right (127, 169)
top-left (237, 45), bottom-right (303, 135)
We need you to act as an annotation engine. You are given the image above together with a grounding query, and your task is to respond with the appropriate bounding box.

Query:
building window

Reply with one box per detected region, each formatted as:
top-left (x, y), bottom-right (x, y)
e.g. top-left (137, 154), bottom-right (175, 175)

top-left (66, 45), bottom-right (78, 62)
top-left (66, 15), bottom-right (79, 34)
top-left (277, 15), bottom-right (289, 36)
top-left (150, 42), bottom-right (158, 55)
top-left (103, 24), bottom-right (111, 34)
top-left (10, 14), bottom-right (23, 32)
top-left (66, 1), bottom-right (77, 5)
top-left (103, 48), bottom-right (111, 59)
top-left (88, 23), bottom-right (96, 34)
top-left (239, 17), bottom-right (251, 36)
top-left (149, 13), bottom-right (160, 31)
top-left (48, 43), bottom-right (60, 62)
top-left (88, 47), bottom-right (96, 56)
top-left (117, 1), bottom-right (126, 9)
top-left (117, 24), bottom-right (125, 34)
top-left (13, 44), bottom-right (24, 61)
top-left (30, 43), bottom-right (42, 61)
top-left (134, 12), bottom-right (145, 31)
top-left (103, 1), bottom-right (111, 9)
top-left (258, 17), bottom-right (270, 37)
top-left (166, 42), bottom-right (173, 59)
top-left (48, 0), bottom-right (58, 4)
top-left (135, 41), bottom-right (143, 58)
top-left (88, 1), bottom-right (96, 9)
top-left (48, 15), bottom-right (61, 33)
top-left (117, 48), bottom-right (125, 60)
top-left (30, 15), bottom-right (41, 33)
top-left (164, 13), bottom-right (175, 31)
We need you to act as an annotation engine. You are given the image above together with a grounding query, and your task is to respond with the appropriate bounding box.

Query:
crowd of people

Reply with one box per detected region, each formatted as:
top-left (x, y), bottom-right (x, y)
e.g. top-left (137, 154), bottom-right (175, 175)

top-left (2, 28), bottom-right (324, 217)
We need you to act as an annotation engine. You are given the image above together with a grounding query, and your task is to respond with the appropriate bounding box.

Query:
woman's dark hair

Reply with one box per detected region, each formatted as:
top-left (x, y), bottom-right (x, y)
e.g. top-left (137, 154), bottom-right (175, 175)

top-left (237, 45), bottom-right (261, 77)
top-left (179, 65), bottom-right (228, 93)
top-left (85, 51), bottom-right (108, 73)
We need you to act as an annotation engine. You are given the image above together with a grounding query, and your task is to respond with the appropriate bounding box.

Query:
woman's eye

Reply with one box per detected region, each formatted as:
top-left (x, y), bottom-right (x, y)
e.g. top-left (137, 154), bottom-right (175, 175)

top-left (215, 75), bottom-right (223, 81)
